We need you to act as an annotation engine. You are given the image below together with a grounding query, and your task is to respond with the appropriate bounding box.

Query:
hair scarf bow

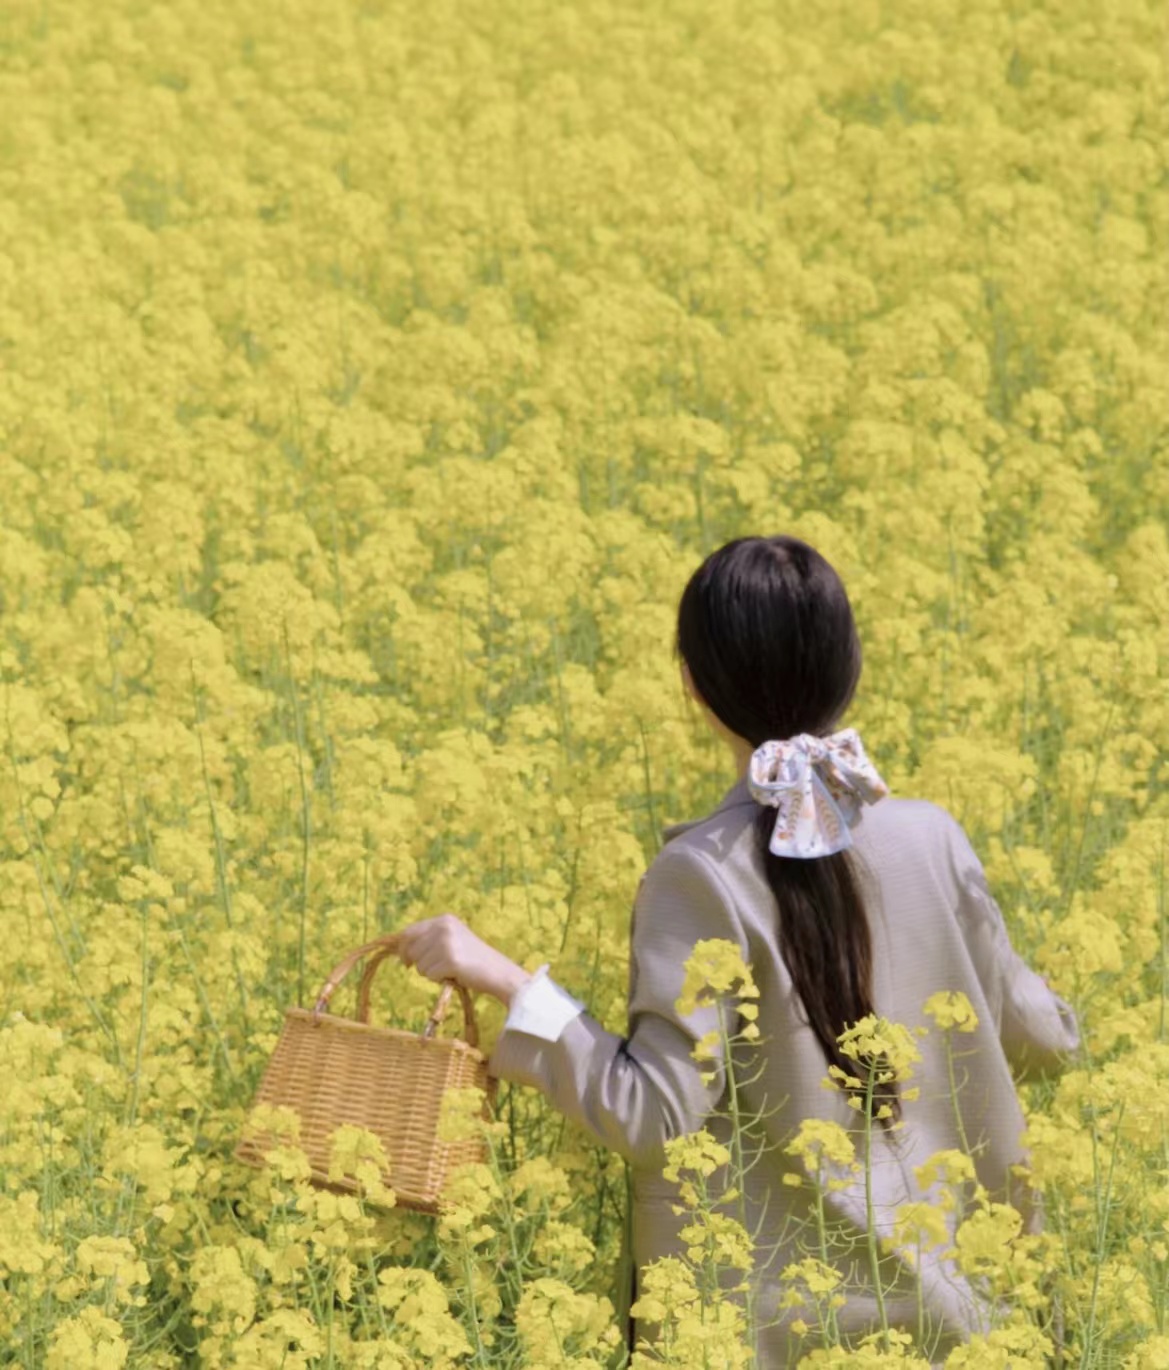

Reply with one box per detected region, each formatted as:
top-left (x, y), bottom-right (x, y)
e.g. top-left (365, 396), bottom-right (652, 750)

top-left (747, 728), bottom-right (889, 859)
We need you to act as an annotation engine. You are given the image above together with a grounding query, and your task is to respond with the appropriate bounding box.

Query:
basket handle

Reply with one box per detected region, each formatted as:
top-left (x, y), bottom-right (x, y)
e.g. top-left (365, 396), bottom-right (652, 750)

top-left (311, 932), bottom-right (480, 1049)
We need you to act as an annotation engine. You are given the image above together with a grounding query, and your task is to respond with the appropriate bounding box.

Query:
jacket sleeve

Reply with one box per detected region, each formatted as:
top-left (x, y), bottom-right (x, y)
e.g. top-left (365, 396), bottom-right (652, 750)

top-left (485, 842), bottom-right (750, 1171)
top-left (945, 814), bottom-right (1080, 1083)
top-left (499, 963), bottom-right (589, 1041)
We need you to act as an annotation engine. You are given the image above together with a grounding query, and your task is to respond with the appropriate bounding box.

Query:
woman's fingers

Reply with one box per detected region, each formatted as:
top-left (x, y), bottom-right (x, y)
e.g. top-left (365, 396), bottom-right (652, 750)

top-left (396, 914), bottom-right (468, 980)
top-left (396, 914), bottom-right (449, 964)
top-left (387, 914), bottom-right (529, 1006)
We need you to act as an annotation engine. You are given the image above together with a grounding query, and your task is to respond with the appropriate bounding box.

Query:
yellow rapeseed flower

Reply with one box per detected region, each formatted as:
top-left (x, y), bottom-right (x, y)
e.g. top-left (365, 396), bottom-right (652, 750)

top-left (922, 990), bottom-right (980, 1033)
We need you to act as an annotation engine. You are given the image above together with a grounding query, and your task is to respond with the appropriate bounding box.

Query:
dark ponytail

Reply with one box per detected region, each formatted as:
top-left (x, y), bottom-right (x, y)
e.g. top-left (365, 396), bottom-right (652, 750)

top-left (675, 535), bottom-right (899, 1124)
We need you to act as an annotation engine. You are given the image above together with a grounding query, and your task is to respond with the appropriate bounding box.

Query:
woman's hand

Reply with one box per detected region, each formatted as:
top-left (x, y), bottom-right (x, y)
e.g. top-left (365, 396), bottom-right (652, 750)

top-left (394, 913), bottom-right (534, 1007)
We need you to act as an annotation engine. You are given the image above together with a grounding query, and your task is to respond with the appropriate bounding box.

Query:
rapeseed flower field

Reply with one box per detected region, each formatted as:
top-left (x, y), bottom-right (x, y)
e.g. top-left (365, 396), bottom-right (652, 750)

top-left (1, 0), bottom-right (1166, 1364)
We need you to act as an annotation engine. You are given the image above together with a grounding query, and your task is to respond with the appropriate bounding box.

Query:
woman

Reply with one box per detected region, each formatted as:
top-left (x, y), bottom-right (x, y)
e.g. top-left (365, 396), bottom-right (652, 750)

top-left (393, 534), bottom-right (1080, 1364)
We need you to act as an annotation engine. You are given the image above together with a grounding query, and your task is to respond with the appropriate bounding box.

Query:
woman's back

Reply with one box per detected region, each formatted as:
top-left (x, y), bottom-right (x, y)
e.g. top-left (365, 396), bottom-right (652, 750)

top-left (486, 535), bottom-right (1078, 1366)
top-left (626, 777), bottom-right (1079, 1362)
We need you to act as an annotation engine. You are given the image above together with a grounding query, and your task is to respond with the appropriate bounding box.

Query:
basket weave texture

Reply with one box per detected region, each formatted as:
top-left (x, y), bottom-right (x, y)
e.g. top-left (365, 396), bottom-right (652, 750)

top-left (234, 934), bottom-right (497, 1214)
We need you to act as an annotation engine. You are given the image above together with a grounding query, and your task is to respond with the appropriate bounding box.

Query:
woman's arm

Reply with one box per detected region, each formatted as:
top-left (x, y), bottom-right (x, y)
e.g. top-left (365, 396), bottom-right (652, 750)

top-left (487, 842), bottom-right (752, 1171)
top-left (945, 816), bottom-right (1081, 1083)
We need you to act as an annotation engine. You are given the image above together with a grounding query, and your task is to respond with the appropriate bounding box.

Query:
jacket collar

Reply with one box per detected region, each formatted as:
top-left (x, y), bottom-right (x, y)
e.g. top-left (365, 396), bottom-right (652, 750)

top-left (661, 771), bottom-right (756, 842)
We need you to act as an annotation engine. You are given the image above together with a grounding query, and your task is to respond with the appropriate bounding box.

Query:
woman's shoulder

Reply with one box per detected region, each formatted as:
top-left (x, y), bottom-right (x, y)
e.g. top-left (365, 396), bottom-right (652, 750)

top-left (660, 790), bottom-right (965, 857)
top-left (642, 792), bottom-right (977, 948)
top-left (848, 794), bottom-right (969, 871)
top-left (683, 792), bottom-right (968, 908)
top-left (854, 793), bottom-right (963, 841)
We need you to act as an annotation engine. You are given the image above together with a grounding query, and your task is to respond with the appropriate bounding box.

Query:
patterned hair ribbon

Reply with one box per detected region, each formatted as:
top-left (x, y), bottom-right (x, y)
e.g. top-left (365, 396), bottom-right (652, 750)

top-left (747, 728), bottom-right (889, 859)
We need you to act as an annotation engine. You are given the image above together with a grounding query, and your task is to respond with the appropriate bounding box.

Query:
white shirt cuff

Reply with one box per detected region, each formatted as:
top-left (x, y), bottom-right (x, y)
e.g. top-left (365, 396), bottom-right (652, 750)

top-left (502, 964), bottom-right (586, 1043)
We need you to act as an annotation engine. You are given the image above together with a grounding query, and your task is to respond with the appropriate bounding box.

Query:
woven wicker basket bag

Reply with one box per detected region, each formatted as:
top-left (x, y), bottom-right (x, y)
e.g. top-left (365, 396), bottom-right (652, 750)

top-left (234, 933), bottom-right (498, 1213)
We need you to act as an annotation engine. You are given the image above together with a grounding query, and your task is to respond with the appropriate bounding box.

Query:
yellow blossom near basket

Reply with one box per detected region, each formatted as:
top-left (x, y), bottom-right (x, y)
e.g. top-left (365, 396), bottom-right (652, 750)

top-left (234, 933), bottom-right (497, 1214)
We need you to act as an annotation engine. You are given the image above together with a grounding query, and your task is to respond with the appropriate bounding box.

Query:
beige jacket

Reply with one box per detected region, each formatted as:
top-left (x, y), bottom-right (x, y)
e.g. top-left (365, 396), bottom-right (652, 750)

top-left (487, 774), bottom-right (1080, 1365)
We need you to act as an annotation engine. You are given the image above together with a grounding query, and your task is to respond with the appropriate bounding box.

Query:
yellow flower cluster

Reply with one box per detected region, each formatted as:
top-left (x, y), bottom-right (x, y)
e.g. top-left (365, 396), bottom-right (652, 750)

top-left (921, 991), bottom-right (979, 1034)
top-left (0, 0), bottom-right (1165, 1362)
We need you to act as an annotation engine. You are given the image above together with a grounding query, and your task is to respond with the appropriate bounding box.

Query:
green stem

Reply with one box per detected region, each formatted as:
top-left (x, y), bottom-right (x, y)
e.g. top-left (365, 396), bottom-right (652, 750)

top-left (637, 720), bottom-right (658, 851)
top-left (1157, 822), bottom-right (1167, 1044)
top-left (1061, 689), bottom-right (1117, 921)
top-left (1079, 1101), bottom-right (1125, 1369)
top-left (718, 1003), bottom-right (758, 1341)
top-left (282, 619), bottom-right (312, 1007)
top-left (313, 675), bottom-right (336, 813)
top-left (124, 902), bottom-right (151, 1128)
top-left (811, 1161), bottom-right (840, 1344)
top-left (944, 1034), bottom-right (973, 1167)
top-left (189, 660), bottom-right (250, 1025)
top-left (551, 621), bottom-right (573, 763)
top-left (862, 1069), bottom-right (890, 1345)
top-left (3, 723), bottom-right (121, 1062)
top-left (113, 906), bottom-right (151, 1233)
top-left (361, 836), bottom-right (371, 946)
top-left (363, 1246), bottom-right (390, 1337)
top-left (175, 922), bottom-right (237, 1081)
top-left (460, 1243), bottom-right (488, 1365)
top-left (484, 1128), bottom-right (526, 1308)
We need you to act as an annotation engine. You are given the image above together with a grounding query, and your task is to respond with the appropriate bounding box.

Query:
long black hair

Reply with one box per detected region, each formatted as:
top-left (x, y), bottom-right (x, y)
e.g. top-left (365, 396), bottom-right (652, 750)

top-left (675, 534), bottom-right (898, 1123)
